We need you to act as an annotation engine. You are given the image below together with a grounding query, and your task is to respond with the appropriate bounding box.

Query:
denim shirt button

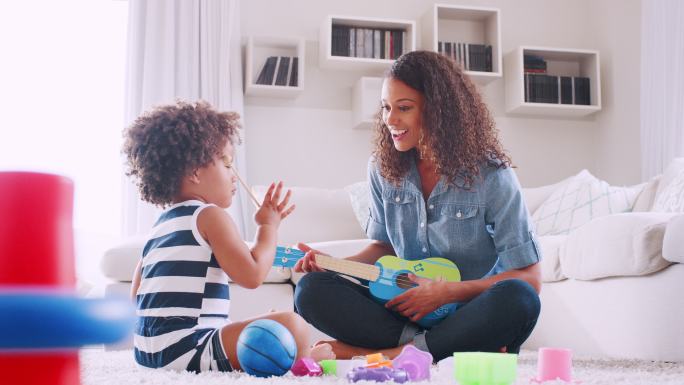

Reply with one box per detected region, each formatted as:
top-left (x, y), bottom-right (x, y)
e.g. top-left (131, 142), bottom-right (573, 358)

top-left (420, 222), bottom-right (424, 227)
top-left (429, 204), bottom-right (434, 209)
top-left (456, 211), bottom-right (462, 218)
top-left (422, 247), bottom-right (427, 253)
top-left (395, 197), bottom-right (400, 202)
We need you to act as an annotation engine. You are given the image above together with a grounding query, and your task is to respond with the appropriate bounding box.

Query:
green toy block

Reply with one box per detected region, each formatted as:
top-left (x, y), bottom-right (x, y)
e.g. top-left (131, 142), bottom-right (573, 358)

top-left (453, 352), bottom-right (518, 385)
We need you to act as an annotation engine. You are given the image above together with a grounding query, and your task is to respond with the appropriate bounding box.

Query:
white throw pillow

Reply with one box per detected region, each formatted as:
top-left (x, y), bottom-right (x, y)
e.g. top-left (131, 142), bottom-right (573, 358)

top-left (559, 212), bottom-right (674, 280)
top-left (632, 175), bottom-right (661, 212)
top-left (652, 158), bottom-right (684, 212)
top-left (532, 170), bottom-right (642, 236)
top-left (537, 235), bottom-right (567, 282)
top-left (344, 181), bottom-right (371, 231)
top-left (522, 176), bottom-right (573, 216)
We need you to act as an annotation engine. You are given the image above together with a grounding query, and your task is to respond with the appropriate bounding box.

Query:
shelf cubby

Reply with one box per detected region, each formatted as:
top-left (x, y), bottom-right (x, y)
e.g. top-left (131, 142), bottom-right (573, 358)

top-left (244, 36), bottom-right (304, 98)
top-left (504, 46), bottom-right (602, 117)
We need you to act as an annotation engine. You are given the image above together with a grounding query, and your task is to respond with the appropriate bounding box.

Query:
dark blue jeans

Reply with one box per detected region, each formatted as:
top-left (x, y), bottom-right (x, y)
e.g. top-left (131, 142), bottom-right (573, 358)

top-left (294, 272), bottom-right (541, 361)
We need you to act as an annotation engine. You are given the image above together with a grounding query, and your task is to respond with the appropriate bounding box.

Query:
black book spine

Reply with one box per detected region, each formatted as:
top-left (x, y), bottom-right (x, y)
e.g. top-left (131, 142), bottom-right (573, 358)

top-left (560, 76), bottom-right (572, 104)
top-left (288, 57), bottom-right (298, 87)
top-left (274, 56), bottom-right (290, 86)
top-left (256, 56), bottom-right (277, 85)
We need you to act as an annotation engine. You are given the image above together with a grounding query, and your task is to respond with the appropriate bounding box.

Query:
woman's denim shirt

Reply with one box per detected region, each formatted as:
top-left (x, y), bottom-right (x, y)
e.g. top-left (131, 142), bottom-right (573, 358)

top-left (365, 157), bottom-right (542, 281)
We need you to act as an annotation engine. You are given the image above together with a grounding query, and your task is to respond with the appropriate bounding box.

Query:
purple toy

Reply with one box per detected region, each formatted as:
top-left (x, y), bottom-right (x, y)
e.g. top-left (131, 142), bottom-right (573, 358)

top-left (347, 366), bottom-right (409, 383)
top-left (392, 345), bottom-right (433, 381)
top-left (291, 357), bottom-right (323, 376)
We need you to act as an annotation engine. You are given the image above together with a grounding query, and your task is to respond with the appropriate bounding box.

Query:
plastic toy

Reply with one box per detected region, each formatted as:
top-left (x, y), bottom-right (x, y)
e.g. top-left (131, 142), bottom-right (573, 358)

top-left (0, 291), bottom-right (135, 348)
top-left (0, 172), bottom-right (135, 385)
top-left (291, 357), bottom-right (322, 376)
top-left (320, 359), bottom-right (366, 376)
top-left (347, 366), bottom-right (410, 383)
top-left (532, 347), bottom-right (573, 382)
top-left (236, 319), bottom-right (297, 377)
top-left (365, 352), bottom-right (393, 368)
top-left (453, 352), bottom-right (518, 385)
top-left (392, 345), bottom-right (433, 381)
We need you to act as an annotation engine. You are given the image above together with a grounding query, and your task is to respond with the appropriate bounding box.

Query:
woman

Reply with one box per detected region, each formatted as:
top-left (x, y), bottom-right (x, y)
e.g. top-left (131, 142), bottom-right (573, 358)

top-left (294, 51), bottom-right (541, 361)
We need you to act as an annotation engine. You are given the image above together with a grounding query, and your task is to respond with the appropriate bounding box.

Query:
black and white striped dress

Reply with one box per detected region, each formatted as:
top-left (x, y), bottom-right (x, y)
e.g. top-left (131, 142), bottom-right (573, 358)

top-left (134, 200), bottom-right (232, 372)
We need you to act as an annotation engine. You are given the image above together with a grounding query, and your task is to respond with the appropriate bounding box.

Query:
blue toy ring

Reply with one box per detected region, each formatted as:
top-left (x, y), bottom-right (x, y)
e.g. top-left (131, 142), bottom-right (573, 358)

top-left (0, 290), bottom-right (135, 349)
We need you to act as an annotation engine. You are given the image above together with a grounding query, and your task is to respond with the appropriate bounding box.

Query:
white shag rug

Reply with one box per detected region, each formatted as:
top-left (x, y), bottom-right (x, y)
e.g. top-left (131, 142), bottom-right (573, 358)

top-left (80, 349), bottom-right (684, 385)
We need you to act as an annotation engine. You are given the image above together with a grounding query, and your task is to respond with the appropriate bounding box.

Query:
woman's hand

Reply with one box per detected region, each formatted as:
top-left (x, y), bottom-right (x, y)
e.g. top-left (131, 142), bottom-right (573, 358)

top-left (385, 274), bottom-right (450, 323)
top-left (292, 242), bottom-right (326, 273)
top-left (254, 182), bottom-right (294, 227)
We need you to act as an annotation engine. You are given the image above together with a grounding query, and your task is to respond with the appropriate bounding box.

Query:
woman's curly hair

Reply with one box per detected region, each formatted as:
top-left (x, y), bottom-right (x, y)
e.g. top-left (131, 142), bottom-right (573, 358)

top-left (373, 50), bottom-right (510, 188)
top-left (123, 100), bottom-right (241, 207)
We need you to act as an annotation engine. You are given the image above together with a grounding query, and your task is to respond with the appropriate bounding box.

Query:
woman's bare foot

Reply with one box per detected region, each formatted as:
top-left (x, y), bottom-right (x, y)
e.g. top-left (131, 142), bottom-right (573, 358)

top-left (310, 343), bottom-right (335, 361)
top-left (314, 340), bottom-right (405, 360)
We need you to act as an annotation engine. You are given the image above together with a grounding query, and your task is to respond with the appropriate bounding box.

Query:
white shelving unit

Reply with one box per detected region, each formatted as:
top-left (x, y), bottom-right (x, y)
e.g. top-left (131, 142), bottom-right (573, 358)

top-left (352, 77), bottom-right (383, 130)
top-left (319, 15), bottom-right (416, 72)
top-left (421, 4), bottom-right (502, 85)
top-left (504, 46), bottom-right (601, 117)
top-left (244, 36), bottom-right (304, 98)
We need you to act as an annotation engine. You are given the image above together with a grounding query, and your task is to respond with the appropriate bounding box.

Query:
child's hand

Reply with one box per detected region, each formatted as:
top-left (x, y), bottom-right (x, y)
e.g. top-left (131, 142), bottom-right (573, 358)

top-left (254, 181), bottom-right (294, 227)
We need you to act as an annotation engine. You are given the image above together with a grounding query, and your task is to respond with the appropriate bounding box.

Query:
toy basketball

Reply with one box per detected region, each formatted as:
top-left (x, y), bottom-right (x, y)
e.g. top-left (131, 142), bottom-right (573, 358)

top-left (236, 319), bottom-right (297, 377)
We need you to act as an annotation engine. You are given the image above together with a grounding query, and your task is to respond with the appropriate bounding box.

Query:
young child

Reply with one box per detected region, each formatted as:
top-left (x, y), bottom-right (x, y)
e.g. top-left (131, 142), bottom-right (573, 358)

top-left (123, 101), bottom-right (332, 373)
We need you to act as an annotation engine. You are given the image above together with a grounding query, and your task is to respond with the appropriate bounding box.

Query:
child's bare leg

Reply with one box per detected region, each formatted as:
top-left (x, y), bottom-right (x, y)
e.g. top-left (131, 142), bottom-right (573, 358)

top-left (220, 311), bottom-right (326, 370)
top-left (315, 339), bottom-right (408, 360)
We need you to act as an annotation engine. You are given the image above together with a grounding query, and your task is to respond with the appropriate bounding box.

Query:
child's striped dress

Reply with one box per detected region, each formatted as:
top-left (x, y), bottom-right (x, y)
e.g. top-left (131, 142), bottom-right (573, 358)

top-left (134, 200), bottom-right (232, 372)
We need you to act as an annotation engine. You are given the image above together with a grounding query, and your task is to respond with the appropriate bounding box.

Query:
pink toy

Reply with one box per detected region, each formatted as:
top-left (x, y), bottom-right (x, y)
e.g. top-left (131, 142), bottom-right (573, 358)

top-left (533, 347), bottom-right (573, 382)
top-left (392, 345), bottom-right (433, 381)
top-left (291, 357), bottom-right (323, 376)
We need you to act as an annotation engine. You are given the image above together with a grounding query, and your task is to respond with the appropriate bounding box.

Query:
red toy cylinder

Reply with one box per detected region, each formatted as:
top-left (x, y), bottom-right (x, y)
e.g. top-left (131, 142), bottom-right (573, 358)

top-left (0, 172), bottom-right (76, 288)
top-left (0, 351), bottom-right (80, 385)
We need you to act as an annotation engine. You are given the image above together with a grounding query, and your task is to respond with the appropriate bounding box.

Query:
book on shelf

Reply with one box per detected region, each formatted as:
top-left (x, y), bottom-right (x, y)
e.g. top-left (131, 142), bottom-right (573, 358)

top-left (574, 77), bottom-right (590, 105)
top-left (288, 57), bottom-right (298, 87)
top-left (560, 76), bottom-right (573, 104)
top-left (254, 56), bottom-right (299, 87)
top-left (331, 25), bottom-right (406, 60)
top-left (274, 56), bottom-right (291, 86)
top-left (437, 42), bottom-right (493, 72)
top-left (524, 73), bottom-right (590, 105)
top-left (255, 56), bottom-right (278, 85)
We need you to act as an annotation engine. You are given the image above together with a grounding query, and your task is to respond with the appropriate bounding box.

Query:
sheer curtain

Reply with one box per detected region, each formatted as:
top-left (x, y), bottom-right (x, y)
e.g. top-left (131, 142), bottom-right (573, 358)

top-left (123, 0), bottom-right (248, 237)
top-left (641, 0), bottom-right (684, 179)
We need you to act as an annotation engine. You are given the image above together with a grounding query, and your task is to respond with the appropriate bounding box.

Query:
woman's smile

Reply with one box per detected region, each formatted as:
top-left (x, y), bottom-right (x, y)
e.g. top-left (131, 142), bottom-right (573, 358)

top-left (390, 128), bottom-right (408, 141)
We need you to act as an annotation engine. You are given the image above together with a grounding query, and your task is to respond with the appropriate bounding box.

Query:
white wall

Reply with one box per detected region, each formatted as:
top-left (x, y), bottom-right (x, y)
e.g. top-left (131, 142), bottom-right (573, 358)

top-left (589, 0), bottom-right (643, 184)
top-left (241, 0), bottom-right (641, 189)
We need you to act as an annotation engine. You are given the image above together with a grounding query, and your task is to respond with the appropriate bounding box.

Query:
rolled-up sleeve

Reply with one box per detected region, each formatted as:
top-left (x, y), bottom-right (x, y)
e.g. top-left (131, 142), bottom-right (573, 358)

top-left (485, 167), bottom-right (542, 271)
top-left (365, 157), bottom-right (392, 244)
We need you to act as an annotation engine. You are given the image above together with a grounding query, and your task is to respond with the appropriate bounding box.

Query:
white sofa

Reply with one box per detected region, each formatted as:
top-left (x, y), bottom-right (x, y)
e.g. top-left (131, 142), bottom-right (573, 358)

top-left (101, 162), bottom-right (684, 361)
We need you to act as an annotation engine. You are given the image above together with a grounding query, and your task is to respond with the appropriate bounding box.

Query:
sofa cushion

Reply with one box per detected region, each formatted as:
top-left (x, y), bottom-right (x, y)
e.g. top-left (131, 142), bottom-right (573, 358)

top-left (537, 235), bottom-right (567, 282)
top-left (632, 175), bottom-right (661, 212)
top-left (253, 185), bottom-right (365, 245)
top-left (100, 237), bottom-right (291, 283)
top-left (652, 158), bottom-right (684, 212)
top-left (559, 212), bottom-right (675, 280)
top-left (532, 170), bottom-right (643, 236)
top-left (344, 181), bottom-right (370, 231)
top-left (522, 177), bottom-right (572, 216)
top-left (663, 215), bottom-right (684, 263)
